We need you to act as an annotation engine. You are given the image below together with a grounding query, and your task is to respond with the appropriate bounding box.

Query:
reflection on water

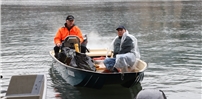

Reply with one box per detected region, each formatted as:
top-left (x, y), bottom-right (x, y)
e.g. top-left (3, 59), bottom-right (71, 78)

top-left (1, 0), bottom-right (201, 99)
top-left (49, 66), bottom-right (142, 99)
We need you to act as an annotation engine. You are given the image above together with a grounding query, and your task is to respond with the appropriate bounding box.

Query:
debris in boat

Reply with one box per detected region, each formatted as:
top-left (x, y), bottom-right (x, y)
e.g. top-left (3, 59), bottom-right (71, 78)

top-left (102, 68), bottom-right (120, 73)
top-left (55, 93), bottom-right (61, 97)
top-left (93, 56), bottom-right (105, 60)
top-left (94, 64), bottom-right (100, 68)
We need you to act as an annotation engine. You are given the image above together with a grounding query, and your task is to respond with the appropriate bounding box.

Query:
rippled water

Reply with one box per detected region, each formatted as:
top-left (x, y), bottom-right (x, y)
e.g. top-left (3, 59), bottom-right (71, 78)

top-left (1, 1), bottom-right (202, 99)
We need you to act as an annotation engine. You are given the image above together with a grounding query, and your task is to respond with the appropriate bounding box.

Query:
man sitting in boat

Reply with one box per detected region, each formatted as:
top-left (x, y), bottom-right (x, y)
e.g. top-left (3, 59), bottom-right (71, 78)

top-left (53, 15), bottom-right (88, 58)
top-left (103, 25), bottom-right (141, 72)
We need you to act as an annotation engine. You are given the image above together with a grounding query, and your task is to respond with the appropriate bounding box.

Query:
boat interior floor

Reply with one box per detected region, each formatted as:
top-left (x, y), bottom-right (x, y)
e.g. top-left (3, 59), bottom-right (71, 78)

top-left (94, 59), bottom-right (146, 73)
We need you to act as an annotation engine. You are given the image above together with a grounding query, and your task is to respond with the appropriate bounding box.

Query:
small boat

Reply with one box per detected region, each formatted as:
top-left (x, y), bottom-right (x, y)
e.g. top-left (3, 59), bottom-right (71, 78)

top-left (49, 36), bottom-right (147, 89)
top-left (5, 74), bottom-right (47, 99)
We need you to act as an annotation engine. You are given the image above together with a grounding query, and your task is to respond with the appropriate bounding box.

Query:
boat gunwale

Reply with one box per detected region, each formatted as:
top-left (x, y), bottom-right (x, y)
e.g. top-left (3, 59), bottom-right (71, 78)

top-left (49, 50), bottom-right (147, 74)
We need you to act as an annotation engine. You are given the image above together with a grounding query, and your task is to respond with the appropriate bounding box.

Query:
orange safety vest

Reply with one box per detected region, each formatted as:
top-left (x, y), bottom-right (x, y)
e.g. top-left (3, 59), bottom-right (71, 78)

top-left (54, 26), bottom-right (84, 45)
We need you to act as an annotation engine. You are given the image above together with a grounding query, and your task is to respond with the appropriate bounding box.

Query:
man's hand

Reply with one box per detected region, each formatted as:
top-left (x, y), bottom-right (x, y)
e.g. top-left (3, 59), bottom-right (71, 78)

top-left (56, 43), bottom-right (61, 47)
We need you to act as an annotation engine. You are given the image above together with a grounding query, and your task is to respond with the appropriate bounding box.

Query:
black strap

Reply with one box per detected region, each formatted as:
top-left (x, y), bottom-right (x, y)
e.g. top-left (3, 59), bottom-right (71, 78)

top-left (159, 90), bottom-right (167, 99)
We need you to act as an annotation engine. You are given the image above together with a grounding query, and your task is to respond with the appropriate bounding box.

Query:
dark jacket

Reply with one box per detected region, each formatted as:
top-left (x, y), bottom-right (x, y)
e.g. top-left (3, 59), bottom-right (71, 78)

top-left (113, 36), bottom-right (134, 57)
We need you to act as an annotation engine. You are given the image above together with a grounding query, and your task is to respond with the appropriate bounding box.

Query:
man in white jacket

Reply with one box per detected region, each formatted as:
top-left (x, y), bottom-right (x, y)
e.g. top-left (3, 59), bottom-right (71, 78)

top-left (103, 25), bottom-right (140, 72)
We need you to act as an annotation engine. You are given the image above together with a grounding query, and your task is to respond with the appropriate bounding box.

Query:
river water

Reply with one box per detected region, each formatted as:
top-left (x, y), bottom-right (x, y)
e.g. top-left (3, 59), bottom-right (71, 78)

top-left (1, 1), bottom-right (201, 99)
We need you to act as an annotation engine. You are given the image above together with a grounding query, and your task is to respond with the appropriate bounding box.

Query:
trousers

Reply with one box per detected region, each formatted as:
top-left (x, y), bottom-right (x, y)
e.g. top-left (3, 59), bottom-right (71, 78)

top-left (103, 58), bottom-right (116, 70)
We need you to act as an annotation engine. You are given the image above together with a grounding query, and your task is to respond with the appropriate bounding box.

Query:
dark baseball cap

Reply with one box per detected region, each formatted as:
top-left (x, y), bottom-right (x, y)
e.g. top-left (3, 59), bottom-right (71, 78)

top-left (116, 26), bottom-right (126, 30)
top-left (66, 15), bottom-right (74, 20)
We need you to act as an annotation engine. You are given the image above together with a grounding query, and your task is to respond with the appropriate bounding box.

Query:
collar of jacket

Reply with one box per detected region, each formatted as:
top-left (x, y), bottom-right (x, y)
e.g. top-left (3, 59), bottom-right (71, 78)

top-left (64, 23), bottom-right (75, 31)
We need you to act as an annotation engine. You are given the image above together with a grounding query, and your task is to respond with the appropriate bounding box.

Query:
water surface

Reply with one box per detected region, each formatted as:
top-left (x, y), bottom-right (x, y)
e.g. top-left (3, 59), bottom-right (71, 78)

top-left (1, 1), bottom-right (201, 99)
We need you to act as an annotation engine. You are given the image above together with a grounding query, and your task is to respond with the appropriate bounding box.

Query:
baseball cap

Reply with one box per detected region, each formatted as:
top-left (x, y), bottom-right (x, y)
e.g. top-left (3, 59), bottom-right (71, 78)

top-left (66, 15), bottom-right (74, 20)
top-left (116, 25), bottom-right (126, 30)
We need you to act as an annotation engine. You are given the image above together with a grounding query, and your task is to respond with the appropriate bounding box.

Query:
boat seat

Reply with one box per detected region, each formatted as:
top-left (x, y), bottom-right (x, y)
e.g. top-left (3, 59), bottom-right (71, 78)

top-left (87, 49), bottom-right (113, 57)
top-left (62, 36), bottom-right (81, 52)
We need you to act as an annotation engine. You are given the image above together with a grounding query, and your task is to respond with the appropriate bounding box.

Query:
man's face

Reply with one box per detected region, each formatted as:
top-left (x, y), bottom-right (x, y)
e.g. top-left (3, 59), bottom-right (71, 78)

top-left (66, 20), bottom-right (74, 27)
top-left (117, 28), bottom-right (125, 36)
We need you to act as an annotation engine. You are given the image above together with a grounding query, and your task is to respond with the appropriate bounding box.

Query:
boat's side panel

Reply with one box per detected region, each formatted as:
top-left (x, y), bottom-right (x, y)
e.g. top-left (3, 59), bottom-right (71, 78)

top-left (50, 50), bottom-right (146, 89)
top-left (52, 61), bottom-right (144, 88)
top-left (121, 72), bottom-right (144, 88)
top-left (53, 62), bottom-right (86, 86)
top-left (53, 58), bottom-right (108, 88)
top-left (5, 74), bottom-right (46, 99)
top-left (6, 75), bottom-right (37, 96)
